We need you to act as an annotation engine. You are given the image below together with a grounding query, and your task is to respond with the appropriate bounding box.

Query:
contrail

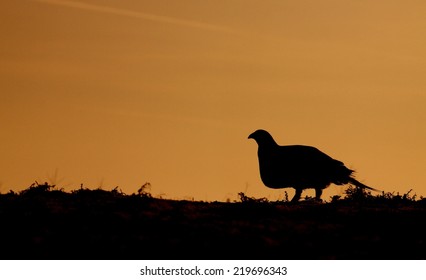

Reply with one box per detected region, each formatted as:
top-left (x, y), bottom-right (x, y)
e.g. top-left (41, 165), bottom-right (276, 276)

top-left (32, 0), bottom-right (235, 33)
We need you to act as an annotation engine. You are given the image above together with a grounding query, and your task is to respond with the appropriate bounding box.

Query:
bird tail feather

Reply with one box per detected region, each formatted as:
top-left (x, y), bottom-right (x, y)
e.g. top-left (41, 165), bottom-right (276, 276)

top-left (348, 177), bottom-right (380, 192)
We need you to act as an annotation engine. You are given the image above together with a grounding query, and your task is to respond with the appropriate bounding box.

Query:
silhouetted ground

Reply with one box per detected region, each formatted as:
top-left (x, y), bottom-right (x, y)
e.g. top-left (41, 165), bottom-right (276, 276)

top-left (0, 183), bottom-right (425, 260)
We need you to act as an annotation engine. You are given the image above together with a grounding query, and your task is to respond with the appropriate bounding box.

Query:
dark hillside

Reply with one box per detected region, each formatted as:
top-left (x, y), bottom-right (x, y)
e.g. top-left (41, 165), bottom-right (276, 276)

top-left (1, 183), bottom-right (425, 260)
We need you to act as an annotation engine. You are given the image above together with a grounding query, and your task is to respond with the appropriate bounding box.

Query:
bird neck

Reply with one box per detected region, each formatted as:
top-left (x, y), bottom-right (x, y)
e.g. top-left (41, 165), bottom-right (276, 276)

top-left (259, 138), bottom-right (278, 148)
top-left (257, 141), bottom-right (279, 155)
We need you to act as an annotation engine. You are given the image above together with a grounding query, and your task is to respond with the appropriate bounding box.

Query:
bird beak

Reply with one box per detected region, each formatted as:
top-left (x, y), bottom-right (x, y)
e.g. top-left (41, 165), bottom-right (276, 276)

top-left (248, 132), bottom-right (254, 139)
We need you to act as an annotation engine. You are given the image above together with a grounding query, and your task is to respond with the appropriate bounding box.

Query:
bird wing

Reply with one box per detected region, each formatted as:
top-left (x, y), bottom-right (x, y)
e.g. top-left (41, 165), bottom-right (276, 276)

top-left (258, 145), bottom-right (351, 188)
top-left (276, 145), bottom-right (339, 167)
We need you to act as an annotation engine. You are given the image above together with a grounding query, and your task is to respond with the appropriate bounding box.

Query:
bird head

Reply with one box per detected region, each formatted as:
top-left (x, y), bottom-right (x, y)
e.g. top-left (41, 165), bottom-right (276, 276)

top-left (248, 129), bottom-right (277, 147)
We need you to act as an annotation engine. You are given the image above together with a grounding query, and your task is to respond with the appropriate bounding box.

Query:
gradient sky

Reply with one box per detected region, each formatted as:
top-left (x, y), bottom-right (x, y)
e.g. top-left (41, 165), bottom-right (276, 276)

top-left (1, 0), bottom-right (426, 201)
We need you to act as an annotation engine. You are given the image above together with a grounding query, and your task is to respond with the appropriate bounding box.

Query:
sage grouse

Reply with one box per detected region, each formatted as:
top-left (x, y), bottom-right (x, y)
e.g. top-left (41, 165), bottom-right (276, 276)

top-left (248, 129), bottom-right (378, 202)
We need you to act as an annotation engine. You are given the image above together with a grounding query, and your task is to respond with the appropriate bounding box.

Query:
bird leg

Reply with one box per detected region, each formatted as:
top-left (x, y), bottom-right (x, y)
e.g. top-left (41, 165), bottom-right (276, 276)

top-left (291, 188), bottom-right (302, 202)
top-left (315, 188), bottom-right (323, 201)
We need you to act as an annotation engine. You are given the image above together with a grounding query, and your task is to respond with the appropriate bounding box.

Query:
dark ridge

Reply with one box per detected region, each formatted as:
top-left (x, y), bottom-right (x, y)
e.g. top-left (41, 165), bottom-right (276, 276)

top-left (0, 182), bottom-right (425, 260)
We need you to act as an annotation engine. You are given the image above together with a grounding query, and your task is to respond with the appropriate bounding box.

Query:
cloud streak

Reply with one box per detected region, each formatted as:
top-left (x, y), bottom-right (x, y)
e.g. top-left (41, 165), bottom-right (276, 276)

top-left (33, 0), bottom-right (235, 33)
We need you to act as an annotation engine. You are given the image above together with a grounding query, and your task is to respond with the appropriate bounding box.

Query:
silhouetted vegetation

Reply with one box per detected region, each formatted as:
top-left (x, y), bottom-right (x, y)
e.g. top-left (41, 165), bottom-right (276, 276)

top-left (0, 182), bottom-right (425, 260)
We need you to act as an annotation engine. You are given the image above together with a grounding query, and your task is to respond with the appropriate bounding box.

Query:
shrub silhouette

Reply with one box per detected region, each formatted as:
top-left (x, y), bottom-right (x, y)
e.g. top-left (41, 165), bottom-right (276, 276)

top-left (0, 181), bottom-right (425, 260)
top-left (19, 181), bottom-right (55, 195)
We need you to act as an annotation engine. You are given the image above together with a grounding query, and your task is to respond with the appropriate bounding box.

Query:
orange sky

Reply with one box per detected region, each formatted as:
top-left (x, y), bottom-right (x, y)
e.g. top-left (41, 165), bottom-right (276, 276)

top-left (1, 0), bottom-right (426, 201)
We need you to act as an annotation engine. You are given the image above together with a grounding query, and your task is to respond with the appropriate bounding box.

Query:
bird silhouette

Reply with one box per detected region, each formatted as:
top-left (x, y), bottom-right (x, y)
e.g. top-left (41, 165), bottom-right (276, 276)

top-left (248, 129), bottom-right (378, 202)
